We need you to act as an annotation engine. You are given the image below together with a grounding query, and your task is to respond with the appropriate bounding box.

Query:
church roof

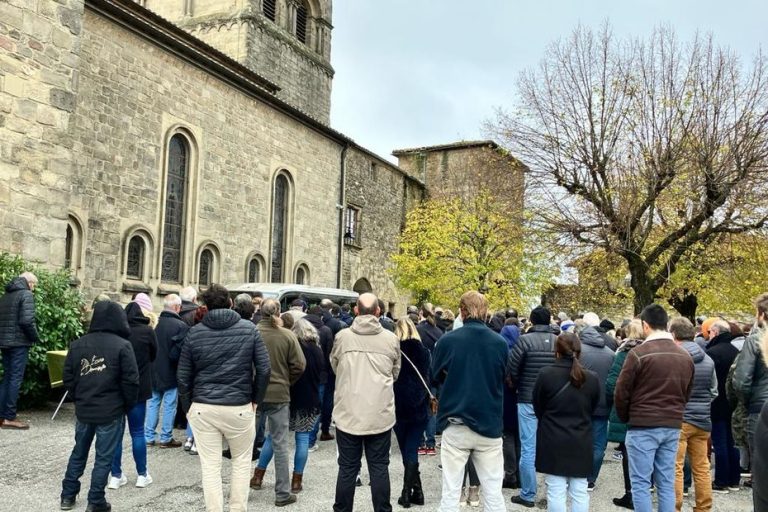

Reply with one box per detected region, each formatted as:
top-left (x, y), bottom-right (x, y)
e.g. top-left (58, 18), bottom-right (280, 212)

top-left (391, 140), bottom-right (501, 156)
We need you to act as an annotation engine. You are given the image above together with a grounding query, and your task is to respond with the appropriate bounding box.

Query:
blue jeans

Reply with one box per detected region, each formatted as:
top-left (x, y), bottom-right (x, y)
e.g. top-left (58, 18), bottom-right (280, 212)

top-left (518, 403), bottom-right (538, 502)
top-left (711, 419), bottom-right (741, 486)
top-left (259, 430), bottom-right (312, 474)
top-left (626, 427), bottom-right (680, 512)
top-left (394, 418), bottom-right (428, 464)
top-left (309, 383), bottom-right (326, 446)
top-left (112, 401), bottom-right (148, 477)
top-left (0, 347), bottom-right (29, 420)
top-left (61, 417), bottom-right (123, 506)
top-left (590, 416), bottom-right (608, 484)
top-left (145, 388), bottom-right (178, 443)
top-left (545, 474), bottom-right (589, 512)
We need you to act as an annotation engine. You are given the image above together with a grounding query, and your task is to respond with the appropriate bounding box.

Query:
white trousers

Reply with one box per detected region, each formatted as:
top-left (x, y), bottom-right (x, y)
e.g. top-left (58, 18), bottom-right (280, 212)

top-left (438, 424), bottom-right (505, 512)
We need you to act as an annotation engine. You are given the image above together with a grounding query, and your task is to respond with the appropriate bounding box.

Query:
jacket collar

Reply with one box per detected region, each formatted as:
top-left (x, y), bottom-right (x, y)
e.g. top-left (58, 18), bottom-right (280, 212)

top-left (351, 315), bottom-right (383, 335)
top-left (645, 330), bottom-right (674, 343)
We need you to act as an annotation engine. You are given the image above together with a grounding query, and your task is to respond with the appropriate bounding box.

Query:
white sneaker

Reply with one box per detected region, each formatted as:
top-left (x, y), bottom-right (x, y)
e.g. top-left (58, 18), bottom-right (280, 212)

top-left (136, 473), bottom-right (153, 488)
top-left (190, 442), bottom-right (198, 455)
top-left (308, 444), bottom-right (319, 453)
top-left (184, 437), bottom-right (193, 451)
top-left (107, 474), bottom-right (127, 490)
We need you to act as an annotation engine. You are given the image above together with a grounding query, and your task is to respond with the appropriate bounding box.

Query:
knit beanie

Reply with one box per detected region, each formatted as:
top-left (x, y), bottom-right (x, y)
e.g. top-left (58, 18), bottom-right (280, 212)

top-left (529, 306), bottom-right (551, 326)
top-left (133, 293), bottom-right (153, 312)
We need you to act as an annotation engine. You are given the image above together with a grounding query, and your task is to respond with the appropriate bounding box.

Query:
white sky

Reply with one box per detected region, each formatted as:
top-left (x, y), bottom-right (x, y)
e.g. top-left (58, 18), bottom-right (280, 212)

top-left (329, 0), bottom-right (768, 161)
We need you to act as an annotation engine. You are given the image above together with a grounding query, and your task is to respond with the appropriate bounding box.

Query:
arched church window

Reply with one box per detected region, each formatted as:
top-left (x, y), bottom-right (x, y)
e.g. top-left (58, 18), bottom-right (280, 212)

top-left (263, 0), bottom-right (276, 21)
top-left (247, 254), bottom-right (265, 283)
top-left (162, 134), bottom-right (189, 283)
top-left (295, 264), bottom-right (309, 285)
top-left (199, 248), bottom-right (213, 287)
top-left (126, 236), bottom-right (146, 280)
top-left (271, 173), bottom-right (291, 282)
top-left (295, 1), bottom-right (309, 44)
top-left (64, 225), bottom-right (74, 270)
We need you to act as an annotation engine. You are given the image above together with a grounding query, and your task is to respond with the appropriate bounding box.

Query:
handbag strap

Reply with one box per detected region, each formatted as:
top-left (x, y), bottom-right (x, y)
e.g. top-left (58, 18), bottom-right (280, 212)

top-left (401, 351), bottom-right (436, 400)
top-left (552, 380), bottom-right (571, 400)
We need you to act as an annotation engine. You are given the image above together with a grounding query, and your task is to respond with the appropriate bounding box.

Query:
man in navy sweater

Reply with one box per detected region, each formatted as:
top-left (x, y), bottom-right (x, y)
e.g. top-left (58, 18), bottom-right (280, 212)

top-left (431, 291), bottom-right (508, 512)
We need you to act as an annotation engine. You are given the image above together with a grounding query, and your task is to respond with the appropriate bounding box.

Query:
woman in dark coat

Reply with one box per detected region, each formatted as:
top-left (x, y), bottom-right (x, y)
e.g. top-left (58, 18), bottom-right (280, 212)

top-left (255, 318), bottom-right (323, 494)
top-left (109, 296), bottom-right (157, 489)
top-left (533, 332), bottom-right (600, 512)
top-left (393, 317), bottom-right (430, 508)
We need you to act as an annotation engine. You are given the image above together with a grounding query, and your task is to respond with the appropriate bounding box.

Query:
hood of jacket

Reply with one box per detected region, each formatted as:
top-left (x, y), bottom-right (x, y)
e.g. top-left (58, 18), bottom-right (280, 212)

top-left (159, 309), bottom-right (182, 321)
top-left (180, 301), bottom-right (198, 314)
top-left (202, 308), bottom-right (241, 330)
top-left (89, 301), bottom-right (131, 338)
top-left (125, 302), bottom-right (150, 325)
top-left (680, 340), bottom-right (705, 363)
top-left (304, 314), bottom-right (325, 330)
top-left (5, 277), bottom-right (29, 293)
top-left (501, 325), bottom-right (520, 348)
top-left (580, 326), bottom-right (606, 348)
top-left (351, 314), bottom-right (383, 336)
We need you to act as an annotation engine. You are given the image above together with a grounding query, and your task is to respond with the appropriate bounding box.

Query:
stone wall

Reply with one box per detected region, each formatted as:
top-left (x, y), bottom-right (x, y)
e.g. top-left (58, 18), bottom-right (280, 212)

top-left (341, 149), bottom-right (423, 317)
top-left (68, 7), bottom-right (343, 303)
top-left (143, 0), bottom-right (333, 123)
top-left (0, 0), bottom-right (84, 266)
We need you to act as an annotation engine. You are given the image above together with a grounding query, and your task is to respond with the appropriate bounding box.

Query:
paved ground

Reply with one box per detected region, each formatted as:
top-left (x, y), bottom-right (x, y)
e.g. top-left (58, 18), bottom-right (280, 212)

top-left (0, 406), bottom-right (755, 511)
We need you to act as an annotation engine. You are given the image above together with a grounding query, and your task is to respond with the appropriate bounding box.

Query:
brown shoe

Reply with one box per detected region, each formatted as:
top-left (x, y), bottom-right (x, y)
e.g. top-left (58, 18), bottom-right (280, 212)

top-left (291, 472), bottom-right (303, 493)
top-left (250, 468), bottom-right (266, 490)
top-left (319, 432), bottom-right (335, 441)
top-left (158, 439), bottom-right (182, 448)
top-left (1, 419), bottom-right (29, 430)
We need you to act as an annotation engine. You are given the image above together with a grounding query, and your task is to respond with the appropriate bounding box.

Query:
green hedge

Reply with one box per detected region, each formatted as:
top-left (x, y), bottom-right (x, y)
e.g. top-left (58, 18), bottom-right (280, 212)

top-left (0, 253), bottom-right (85, 408)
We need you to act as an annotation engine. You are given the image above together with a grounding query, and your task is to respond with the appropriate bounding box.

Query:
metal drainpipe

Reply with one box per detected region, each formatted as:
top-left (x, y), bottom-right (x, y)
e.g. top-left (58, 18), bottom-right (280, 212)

top-left (336, 144), bottom-right (349, 289)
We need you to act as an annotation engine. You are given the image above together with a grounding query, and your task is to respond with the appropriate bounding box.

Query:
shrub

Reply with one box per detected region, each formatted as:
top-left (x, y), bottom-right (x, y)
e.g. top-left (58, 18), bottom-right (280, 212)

top-left (0, 252), bottom-right (85, 408)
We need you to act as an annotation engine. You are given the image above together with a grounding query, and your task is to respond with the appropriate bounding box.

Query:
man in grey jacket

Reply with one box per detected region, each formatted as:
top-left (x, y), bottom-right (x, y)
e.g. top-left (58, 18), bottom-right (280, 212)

top-left (0, 272), bottom-right (40, 430)
top-left (670, 317), bottom-right (717, 511)
top-left (577, 323), bottom-right (615, 490)
top-left (734, 293), bottom-right (768, 474)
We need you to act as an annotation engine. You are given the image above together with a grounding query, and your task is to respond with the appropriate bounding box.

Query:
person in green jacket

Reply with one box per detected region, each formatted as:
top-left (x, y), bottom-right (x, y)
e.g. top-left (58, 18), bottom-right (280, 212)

top-left (606, 319), bottom-right (645, 509)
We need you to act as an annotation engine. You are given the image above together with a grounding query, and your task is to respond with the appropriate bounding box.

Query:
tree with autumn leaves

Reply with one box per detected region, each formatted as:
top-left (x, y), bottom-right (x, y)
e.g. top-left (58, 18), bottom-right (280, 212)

top-left (390, 189), bottom-right (556, 311)
top-left (490, 25), bottom-right (768, 315)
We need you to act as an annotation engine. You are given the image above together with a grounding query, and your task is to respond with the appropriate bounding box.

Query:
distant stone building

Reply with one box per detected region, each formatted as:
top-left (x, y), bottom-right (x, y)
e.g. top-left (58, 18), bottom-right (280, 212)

top-left (394, 140), bottom-right (526, 209)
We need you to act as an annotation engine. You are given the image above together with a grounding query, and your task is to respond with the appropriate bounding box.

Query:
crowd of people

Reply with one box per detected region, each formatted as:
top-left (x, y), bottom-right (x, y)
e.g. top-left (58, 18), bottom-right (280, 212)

top-left (0, 271), bottom-right (767, 512)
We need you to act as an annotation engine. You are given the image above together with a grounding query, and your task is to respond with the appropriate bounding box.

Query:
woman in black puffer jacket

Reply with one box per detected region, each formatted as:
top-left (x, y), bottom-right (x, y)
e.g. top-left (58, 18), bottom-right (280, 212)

top-left (393, 317), bottom-right (431, 508)
top-left (109, 295), bottom-right (157, 489)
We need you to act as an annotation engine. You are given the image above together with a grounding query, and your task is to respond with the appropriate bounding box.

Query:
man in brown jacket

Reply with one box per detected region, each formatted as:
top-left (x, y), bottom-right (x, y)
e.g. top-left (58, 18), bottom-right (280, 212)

top-left (614, 304), bottom-right (694, 512)
top-left (331, 293), bottom-right (400, 512)
top-left (250, 298), bottom-right (306, 507)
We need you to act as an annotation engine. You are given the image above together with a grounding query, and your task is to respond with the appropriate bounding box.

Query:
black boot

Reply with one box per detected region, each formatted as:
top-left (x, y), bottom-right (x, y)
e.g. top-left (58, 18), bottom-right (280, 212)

top-left (398, 463), bottom-right (416, 508)
top-left (409, 463), bottom-right (424, 506)
top-left (612, 492), bottom-right (634, 510)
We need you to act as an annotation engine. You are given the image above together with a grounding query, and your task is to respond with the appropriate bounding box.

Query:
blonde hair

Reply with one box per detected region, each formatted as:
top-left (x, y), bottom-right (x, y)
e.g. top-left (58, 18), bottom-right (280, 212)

top-left (442, 308), bottom-right (455, 322)
top-left (141, 309), bottom-right (159, 329)
top-left (459, 291), bottom-right (488, 321)
top-left (395, 317), bottom-right (421, 342)
top-left (626, 319), bottom-right (644, 340)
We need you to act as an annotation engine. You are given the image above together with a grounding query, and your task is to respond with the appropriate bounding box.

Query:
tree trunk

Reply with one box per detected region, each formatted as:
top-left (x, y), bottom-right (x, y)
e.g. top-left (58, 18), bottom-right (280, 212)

top-left (627, 259), bottom-right (657, 315)
top-left (668, 290), bottom-right (698, 322)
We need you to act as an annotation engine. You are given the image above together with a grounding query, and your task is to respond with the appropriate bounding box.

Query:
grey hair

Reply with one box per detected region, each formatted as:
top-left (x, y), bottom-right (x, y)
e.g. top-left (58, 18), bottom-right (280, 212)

top-left (711, 319), bottom-right (731, 335)
top-left (261, 298), bottom-right (281, 318)
top-left (179, 286), bottom-right (197, 303)
top-left (234, 293), bottom-right (253, 307)
top-left (20, 271), bottom-right (38, 285)
top-left (163, 294), bottom-right (182, 309)
top-left (292, 318), bottom-right (319, 345)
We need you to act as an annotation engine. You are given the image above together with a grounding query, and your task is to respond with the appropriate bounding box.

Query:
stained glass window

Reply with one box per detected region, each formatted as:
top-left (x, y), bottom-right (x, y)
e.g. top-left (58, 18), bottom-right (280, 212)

top-left (126, 236), bottom-right (145, 280)
top-left (271, 174), bottom-right (289, 283)
top-left (161, 134), bottom-right (188, 283)
top-left (199, 249), bottom-right (213, 287)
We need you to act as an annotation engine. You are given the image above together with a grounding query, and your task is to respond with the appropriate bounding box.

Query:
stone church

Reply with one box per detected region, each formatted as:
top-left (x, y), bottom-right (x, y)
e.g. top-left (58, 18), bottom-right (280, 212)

top-left (0, 0), bottom-right (520, 314)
